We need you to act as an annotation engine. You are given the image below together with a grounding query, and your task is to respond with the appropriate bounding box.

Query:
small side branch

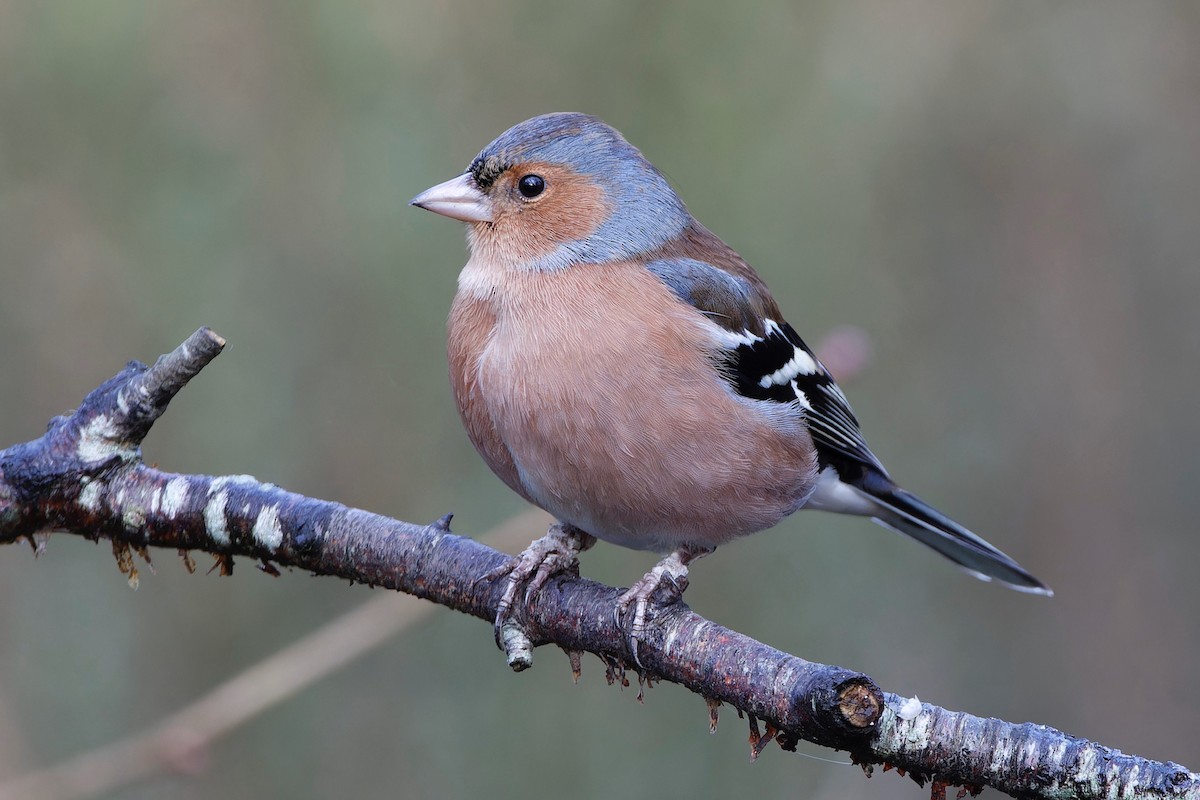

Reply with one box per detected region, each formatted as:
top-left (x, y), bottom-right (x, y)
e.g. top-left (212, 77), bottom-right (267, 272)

top-left (0, 330), bottom-right (1195, 800)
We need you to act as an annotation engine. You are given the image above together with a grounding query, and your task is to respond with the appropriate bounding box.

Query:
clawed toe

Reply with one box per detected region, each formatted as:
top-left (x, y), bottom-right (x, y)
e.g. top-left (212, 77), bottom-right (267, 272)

top-left (614, 547), bottom-right (709, 666)
top-left (486, 523), bottom-right (596, 652)
top-left (482, 529), bottom-right (713, 672)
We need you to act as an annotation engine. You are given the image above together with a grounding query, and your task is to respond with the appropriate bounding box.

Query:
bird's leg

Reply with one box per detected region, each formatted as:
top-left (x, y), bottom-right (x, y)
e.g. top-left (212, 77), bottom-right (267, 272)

top-left (615, 545), bottom-right (713, 666)
top-left (483, 521), bottom-right (596, 648)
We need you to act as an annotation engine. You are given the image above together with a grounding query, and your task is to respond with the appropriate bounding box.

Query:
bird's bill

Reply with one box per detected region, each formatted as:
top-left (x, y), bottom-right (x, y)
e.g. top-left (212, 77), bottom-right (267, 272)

top-left (409, 173), bottom-right (493, 223)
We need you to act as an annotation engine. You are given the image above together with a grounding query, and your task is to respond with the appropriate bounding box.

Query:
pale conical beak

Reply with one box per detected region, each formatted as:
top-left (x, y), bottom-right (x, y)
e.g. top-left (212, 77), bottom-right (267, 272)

top-left (409, 173), bottom-right (493, 223)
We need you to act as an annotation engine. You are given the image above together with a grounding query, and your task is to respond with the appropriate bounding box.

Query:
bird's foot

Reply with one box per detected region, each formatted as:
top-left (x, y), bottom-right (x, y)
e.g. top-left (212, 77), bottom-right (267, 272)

top-left (483, 522), bottom-right (596, 654)
top-left (615, 546), bottom-right (712, 667)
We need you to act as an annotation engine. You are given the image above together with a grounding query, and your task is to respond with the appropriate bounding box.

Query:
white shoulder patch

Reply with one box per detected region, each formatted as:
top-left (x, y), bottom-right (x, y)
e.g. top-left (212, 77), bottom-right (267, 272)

top-left (704, 321), bottom-right (762, 349)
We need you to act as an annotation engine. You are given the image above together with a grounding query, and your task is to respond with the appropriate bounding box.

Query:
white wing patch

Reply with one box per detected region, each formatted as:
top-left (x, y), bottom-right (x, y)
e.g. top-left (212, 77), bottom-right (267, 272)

top-left (759, 345), bottom-right (819, 388)
top-left (759, 320), bottom-right (818, 388)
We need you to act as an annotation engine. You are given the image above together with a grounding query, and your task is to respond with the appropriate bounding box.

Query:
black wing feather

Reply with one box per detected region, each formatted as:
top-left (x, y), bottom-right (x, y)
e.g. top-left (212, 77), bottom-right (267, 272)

top-left (727, 320), bottom-right (887, 480)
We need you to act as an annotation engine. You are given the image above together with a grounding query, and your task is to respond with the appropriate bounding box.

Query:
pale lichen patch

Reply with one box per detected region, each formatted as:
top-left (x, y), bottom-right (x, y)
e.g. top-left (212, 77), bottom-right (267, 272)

top-left (1075, 745), bottom-right (1101, 794)
top-left (253, 504), bottom-right (283, 549)
top-left (122, 505), bottom-right (147, 534)
top-left (162, 477), bottom-right (190, 518)
top-left (222, 474), bottom-right (261, 486)
top-left (1019, 737), bottom-right (1041, 771)
top-left (1125, 764), bottom-right (1140, 792)
top-left (898, 705), bottom-right (933, 746)
top-left (988, 731), bottom-right (1017, 777)
top-left (896, 695), bottom-right (922, 721)
top-left (78, 479), bottom-right (102, 511)
top-left (663, 616), bottom-right (703, 657)
top-left (115, 384), bottom-right (149, 418)
top-left (204, 489), bottom-right (230, 546)
top-left (202, 475), bottom-right (263, 548)
top-left (77, 416), bottom-right (125, 463)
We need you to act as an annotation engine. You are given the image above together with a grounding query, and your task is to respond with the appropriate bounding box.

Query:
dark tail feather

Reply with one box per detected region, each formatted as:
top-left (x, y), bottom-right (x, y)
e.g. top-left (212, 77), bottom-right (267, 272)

top-left (859, 481), bottom-right (1052, 596)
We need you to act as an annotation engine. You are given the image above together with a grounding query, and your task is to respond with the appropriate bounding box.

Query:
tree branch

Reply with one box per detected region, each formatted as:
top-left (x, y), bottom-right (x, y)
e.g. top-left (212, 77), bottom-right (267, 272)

top-left (1, 329), bottom-right (1195, 800)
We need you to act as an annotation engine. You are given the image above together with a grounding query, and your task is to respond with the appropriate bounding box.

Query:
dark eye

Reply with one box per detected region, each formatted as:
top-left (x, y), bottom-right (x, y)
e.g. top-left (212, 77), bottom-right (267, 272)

top-left (517, 174), bottom-right (545, 198)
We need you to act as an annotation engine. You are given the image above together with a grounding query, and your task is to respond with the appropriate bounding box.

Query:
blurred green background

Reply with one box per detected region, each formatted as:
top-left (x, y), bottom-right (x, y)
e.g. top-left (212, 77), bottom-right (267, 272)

top-left (2, 1), bottom-right (1198, 797)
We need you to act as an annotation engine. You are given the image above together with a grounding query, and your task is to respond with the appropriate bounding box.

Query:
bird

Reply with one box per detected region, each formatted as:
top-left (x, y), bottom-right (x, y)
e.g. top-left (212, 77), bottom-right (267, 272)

top-left (410, 112), bottom-right (1050, 659)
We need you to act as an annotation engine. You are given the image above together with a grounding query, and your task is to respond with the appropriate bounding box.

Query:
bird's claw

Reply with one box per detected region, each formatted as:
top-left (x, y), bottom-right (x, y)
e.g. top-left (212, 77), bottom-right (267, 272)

top-left (614, 549), bottom-right (696, 667)
top-left (485, 523), bottom-right (595, 650)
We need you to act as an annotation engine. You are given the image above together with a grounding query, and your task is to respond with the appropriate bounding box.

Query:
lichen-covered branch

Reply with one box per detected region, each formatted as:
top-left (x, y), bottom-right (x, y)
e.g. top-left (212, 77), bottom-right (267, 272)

top-left (0, 330), bottom-right (1195, 800)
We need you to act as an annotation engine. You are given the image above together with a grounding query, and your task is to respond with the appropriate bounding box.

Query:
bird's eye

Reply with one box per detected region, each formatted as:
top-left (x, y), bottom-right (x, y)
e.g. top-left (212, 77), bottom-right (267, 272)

top-left (517, 174), bottom-right (545, 199)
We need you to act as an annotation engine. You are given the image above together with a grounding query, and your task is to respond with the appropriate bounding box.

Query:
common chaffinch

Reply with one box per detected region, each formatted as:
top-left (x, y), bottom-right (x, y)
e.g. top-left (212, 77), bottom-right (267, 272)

top-left (411, 113), bottom-right (1050, 655)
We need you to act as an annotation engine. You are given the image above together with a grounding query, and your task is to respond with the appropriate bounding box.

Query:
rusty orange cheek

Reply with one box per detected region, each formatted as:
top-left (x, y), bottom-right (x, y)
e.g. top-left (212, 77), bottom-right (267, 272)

top-left (530, 167), bottom-right (610, 242)
top-left (494, 163), bottom-right (611, 256)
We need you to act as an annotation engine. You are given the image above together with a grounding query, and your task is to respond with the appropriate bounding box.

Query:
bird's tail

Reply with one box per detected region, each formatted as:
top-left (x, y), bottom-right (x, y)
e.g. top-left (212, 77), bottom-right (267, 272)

top-left (814, 469), bottom-right (1052, 595)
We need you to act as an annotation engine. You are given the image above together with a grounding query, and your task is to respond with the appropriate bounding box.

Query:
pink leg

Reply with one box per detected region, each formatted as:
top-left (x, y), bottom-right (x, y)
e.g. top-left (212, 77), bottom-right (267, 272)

top-left (615, 545), bottom-right (713, 666)
top-left (483, 521), bottom-right (596, 647)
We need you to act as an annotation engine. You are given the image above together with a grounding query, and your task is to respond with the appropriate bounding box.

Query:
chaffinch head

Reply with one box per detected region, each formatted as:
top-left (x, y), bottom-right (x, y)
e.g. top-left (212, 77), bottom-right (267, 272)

top-left (412, 113), bottom-right (1050, 656)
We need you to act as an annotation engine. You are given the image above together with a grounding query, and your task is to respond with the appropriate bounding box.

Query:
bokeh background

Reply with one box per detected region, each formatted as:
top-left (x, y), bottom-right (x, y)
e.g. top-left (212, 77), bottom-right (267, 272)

top-left (1, 1), bottom-right (1198, 798)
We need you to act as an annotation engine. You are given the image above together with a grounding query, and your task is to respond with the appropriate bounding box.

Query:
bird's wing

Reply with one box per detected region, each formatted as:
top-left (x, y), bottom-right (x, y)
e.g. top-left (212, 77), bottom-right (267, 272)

top-left (644, 256), bottom-right (886, 481)
top-left (644, 254), bottom-right (1050, 595)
